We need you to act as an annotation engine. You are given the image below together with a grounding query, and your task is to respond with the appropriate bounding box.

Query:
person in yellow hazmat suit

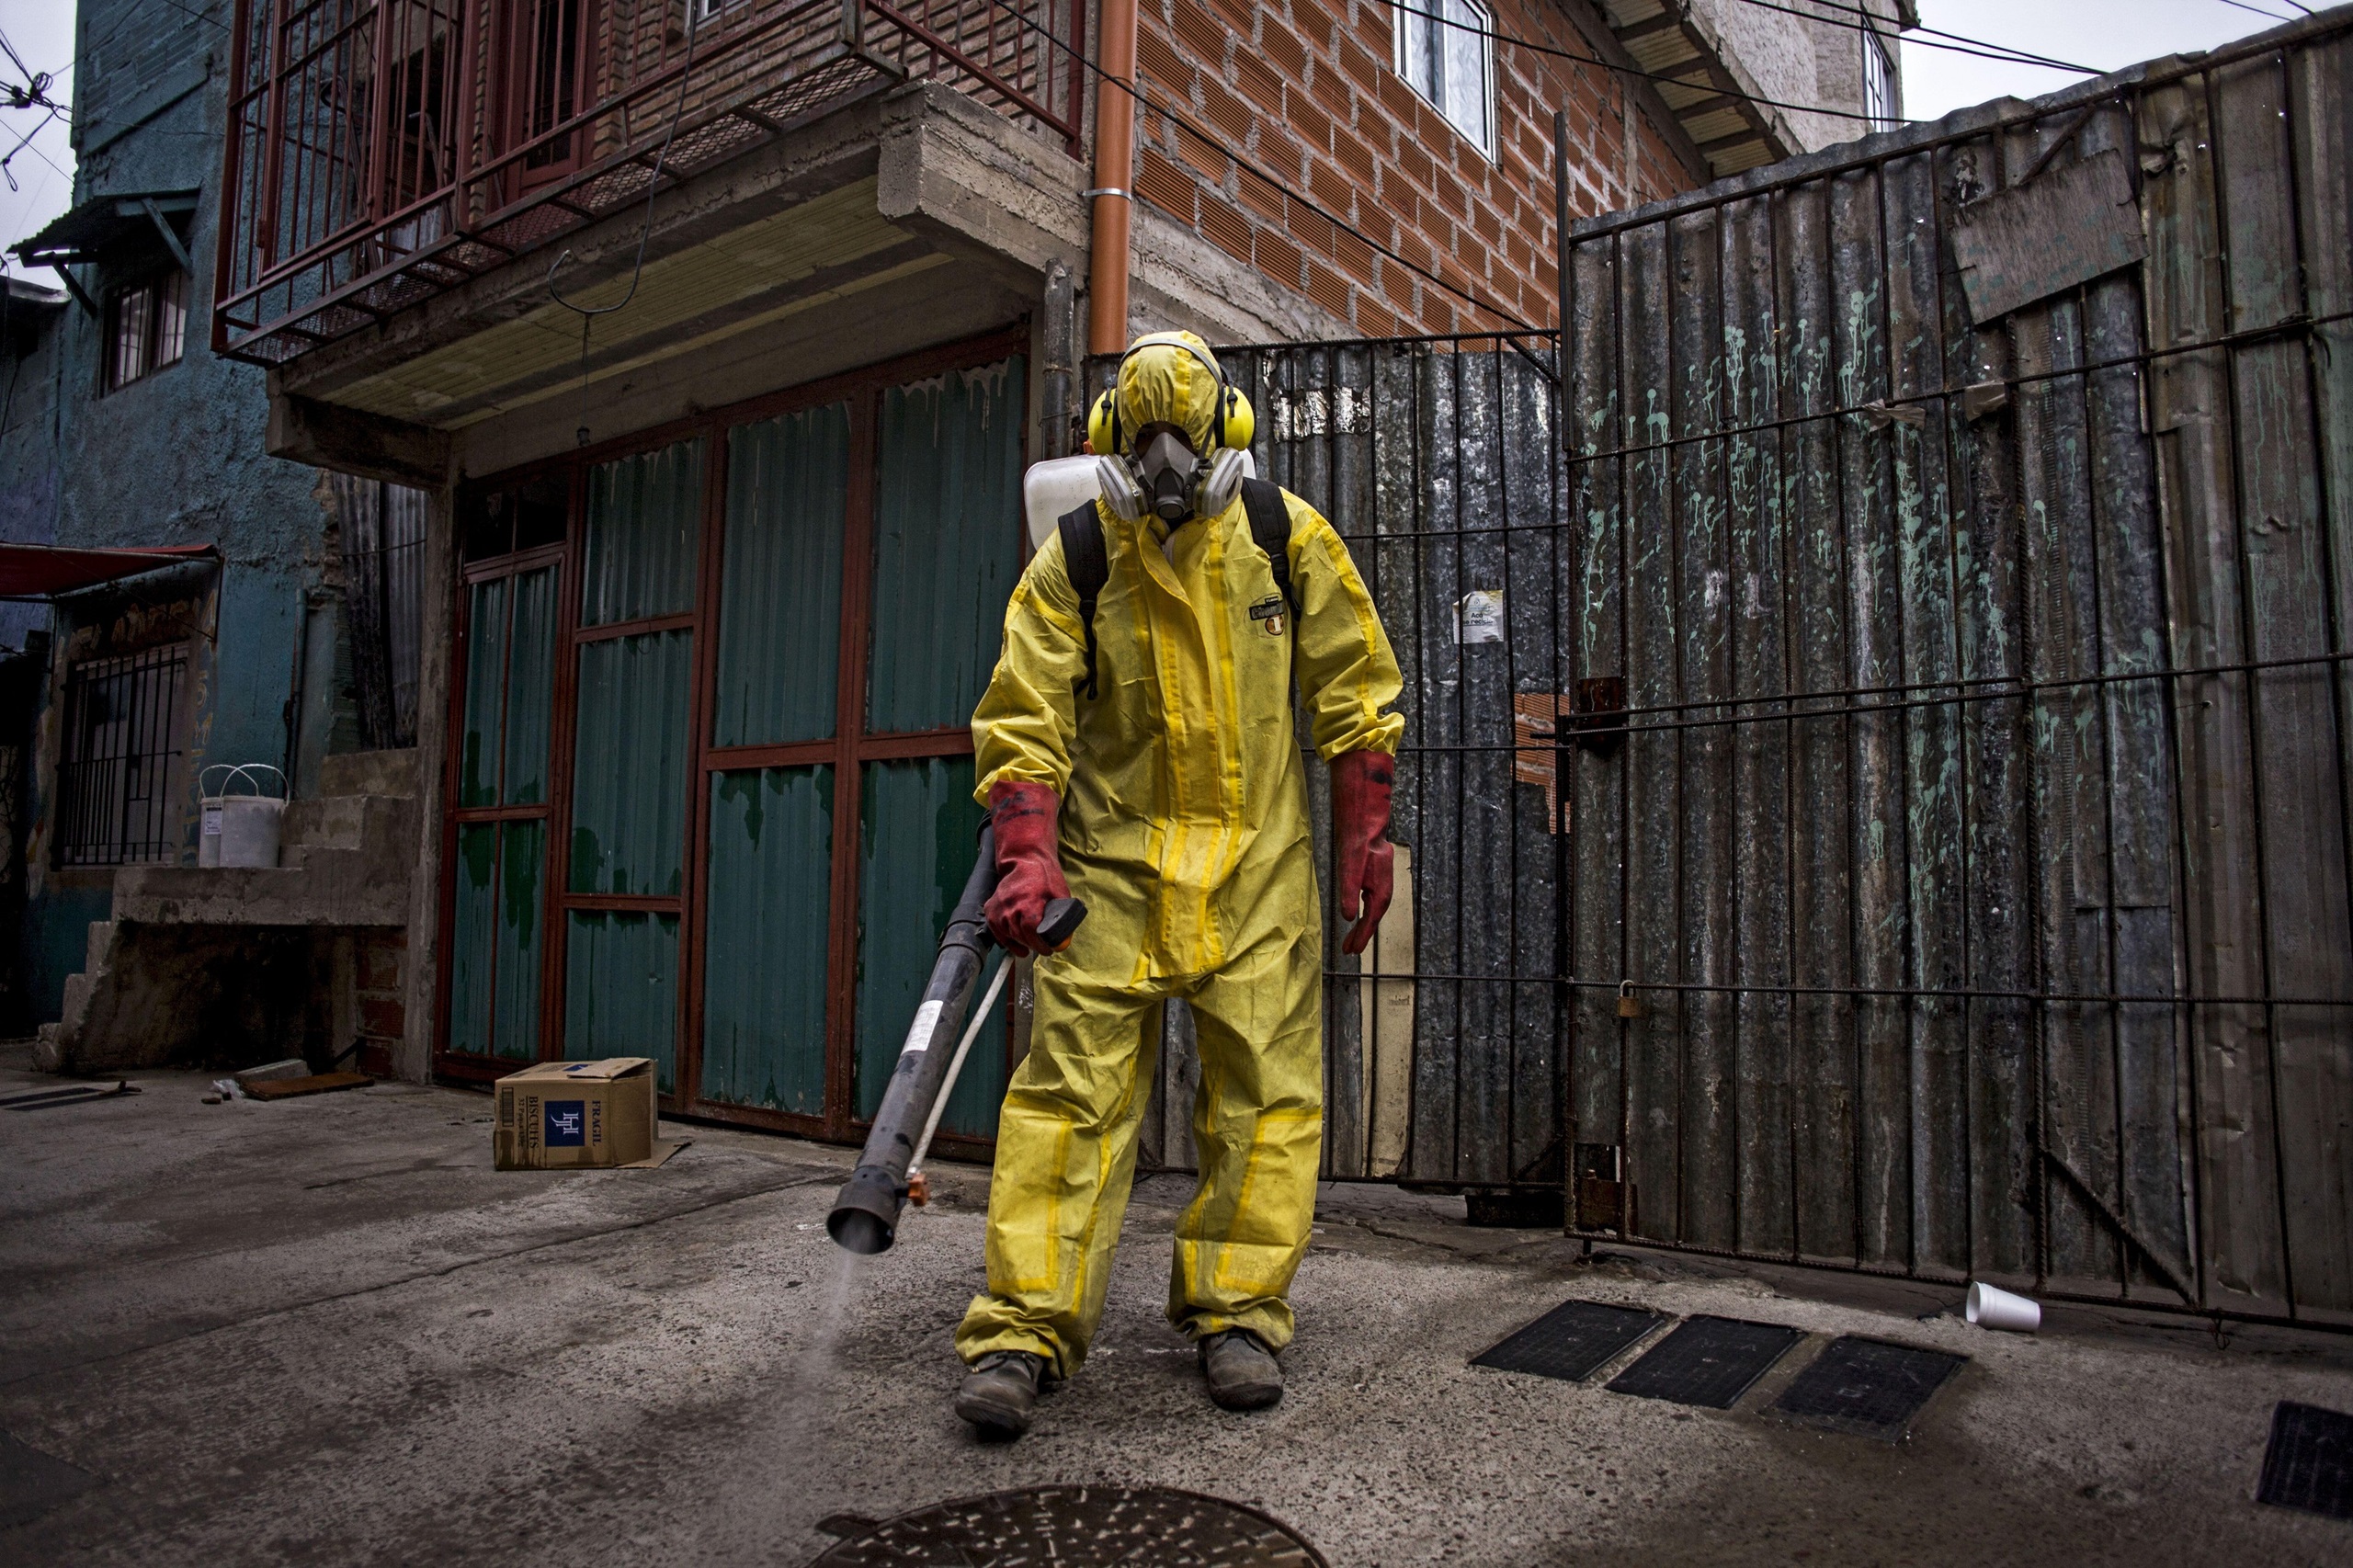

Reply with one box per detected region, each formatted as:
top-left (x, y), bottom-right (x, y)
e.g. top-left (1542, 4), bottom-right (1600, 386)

top-left (952, 330), bottom-right (1403, 1437)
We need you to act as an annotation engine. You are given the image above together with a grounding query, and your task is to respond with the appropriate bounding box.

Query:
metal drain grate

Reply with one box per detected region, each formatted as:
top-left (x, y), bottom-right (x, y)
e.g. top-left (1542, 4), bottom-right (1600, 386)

top-left (808, 1485), bottom-right (1328, 1566)
top-left (1768, 1335), bottom-right (1964, 1441)
top-left (2257, 1402), bottom-right (2353, 1520)
top-left (1606, 1315), bottom-right (1804, 1409)
top-left (1472, 1299), bottom-right (1667, 1382)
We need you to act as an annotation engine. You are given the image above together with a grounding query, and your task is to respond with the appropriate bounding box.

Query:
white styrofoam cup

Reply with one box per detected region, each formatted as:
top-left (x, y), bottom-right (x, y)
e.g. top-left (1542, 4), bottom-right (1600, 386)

top-left (1965, 1280), bottom-right (2041, 1333)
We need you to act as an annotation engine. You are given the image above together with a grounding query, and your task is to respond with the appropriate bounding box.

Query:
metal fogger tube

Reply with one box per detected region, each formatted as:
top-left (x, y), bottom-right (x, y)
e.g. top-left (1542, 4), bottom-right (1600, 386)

top-left (824, 825), bottom-right (1084, 1255)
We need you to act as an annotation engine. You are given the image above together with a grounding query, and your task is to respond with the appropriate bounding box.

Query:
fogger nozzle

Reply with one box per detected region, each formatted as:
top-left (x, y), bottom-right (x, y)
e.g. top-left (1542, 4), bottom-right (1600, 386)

top-left (826, 1165), bottom-right (901, 1255)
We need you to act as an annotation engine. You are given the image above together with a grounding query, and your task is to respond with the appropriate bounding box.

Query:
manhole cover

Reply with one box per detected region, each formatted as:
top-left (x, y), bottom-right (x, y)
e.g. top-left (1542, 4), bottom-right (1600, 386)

top-left (807, 1485), bottom-right (1327, 1566)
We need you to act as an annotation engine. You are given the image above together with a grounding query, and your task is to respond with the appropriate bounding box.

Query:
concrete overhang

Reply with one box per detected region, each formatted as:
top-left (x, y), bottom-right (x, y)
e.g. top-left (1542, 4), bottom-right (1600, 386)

top-left (267, 84), bottom-right (1344, 482)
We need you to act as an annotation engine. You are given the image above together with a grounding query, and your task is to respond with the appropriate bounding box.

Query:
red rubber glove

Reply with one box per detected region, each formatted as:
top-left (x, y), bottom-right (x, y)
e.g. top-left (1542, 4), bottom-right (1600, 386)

top-left (1331, 750), bottom-right (1395, 957)
top-left (983, 780), bottom-right (1073, 956)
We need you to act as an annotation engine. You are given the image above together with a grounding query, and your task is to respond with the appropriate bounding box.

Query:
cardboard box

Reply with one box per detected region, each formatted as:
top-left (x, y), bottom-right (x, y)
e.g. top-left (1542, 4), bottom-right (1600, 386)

top-left (494, 1058), bottom-right (684, 1170)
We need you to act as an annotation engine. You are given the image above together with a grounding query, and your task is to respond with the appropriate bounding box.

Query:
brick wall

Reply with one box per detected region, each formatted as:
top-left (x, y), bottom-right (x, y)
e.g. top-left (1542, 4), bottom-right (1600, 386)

top-left (1131, 0), bottom-right (1700, 337)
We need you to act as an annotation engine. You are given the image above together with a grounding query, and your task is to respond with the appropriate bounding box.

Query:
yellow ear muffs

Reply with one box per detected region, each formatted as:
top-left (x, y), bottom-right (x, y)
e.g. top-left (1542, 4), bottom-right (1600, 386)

top-left (1086, 390), bottom-right (1119, 456)
top-left (1218, 385), bottom-right (1255, 452)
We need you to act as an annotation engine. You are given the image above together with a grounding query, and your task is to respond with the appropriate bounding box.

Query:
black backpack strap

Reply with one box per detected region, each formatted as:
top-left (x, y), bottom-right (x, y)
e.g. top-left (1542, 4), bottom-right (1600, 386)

top-left (1240, 478), bottom-right (1293, 613)
top-left (1055, 501), bottom-right (1109, 699)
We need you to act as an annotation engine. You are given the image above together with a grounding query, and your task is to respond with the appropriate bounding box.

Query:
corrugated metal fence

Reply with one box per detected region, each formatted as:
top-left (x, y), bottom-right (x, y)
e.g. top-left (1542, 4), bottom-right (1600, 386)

top-left (1144, 10), bottom-right (2353, 1327)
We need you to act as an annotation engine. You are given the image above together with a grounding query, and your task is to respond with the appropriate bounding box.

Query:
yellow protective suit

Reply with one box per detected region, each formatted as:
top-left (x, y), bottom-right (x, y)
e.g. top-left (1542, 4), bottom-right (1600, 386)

top-left (955, 335), bottom-right (1404, 1378)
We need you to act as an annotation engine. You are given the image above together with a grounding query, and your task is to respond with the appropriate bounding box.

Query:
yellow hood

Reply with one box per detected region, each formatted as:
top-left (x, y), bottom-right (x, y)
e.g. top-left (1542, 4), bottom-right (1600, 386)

top-left (1115, 331), bottom-right (1223, 452)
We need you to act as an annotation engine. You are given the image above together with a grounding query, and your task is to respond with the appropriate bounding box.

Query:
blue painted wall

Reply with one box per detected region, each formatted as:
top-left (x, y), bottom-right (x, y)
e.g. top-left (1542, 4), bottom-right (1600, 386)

top-left (11, 0), bottom-right (330, 1023)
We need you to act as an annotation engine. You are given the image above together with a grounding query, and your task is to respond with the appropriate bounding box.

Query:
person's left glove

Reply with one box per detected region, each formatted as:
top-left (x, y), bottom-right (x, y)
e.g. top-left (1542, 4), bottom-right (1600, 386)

top-left (1331, 750), bottom-right (1395, 957)
top-left (983, 780), bottom-right (1073, 956)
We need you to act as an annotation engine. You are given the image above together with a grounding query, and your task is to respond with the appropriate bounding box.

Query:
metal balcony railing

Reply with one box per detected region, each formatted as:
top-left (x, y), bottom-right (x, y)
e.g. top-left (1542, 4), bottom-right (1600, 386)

top-left (214, 0), bottom-right (1087, 366)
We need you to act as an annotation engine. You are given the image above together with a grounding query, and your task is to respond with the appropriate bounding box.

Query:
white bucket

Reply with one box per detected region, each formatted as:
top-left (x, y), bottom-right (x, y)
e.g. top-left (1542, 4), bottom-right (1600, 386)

top-left (1964, 1280), bottom-right (2041, 1333)
top-left (199, 764), bottom-right (288, 869)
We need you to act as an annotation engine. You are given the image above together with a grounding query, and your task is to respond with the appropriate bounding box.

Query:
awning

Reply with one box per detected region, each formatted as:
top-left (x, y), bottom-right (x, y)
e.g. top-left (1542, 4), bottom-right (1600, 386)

top-left (0, 543), bottom-right (217, 602)
top-left (11, 189), bottom-right (199, 269)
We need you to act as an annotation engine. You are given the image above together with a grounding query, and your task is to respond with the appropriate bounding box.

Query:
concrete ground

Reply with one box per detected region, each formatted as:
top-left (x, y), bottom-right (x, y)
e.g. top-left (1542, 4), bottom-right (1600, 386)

top-left (4, 1052), bottom-right (2350, 1568)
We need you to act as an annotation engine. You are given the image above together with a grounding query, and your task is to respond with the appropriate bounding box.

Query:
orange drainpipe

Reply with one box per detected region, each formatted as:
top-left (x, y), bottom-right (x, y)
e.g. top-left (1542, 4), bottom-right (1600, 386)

top-left (1086, 0), bottom-right (1138, 355)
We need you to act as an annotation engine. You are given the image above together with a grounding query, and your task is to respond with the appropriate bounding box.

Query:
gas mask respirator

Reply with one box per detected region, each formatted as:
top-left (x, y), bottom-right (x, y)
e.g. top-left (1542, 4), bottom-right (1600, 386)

top-left (1131, 425), bottom-right (1202, 525)
top-left (1094, 426), bottom-right (1248, 528)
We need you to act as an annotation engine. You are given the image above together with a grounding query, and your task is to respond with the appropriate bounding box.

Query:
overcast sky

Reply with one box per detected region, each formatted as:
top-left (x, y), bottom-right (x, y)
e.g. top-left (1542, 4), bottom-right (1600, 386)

top-left (1903, 0), bottom-right (2300, 119)
top-left (0, 1), bottom-right (2313, 283)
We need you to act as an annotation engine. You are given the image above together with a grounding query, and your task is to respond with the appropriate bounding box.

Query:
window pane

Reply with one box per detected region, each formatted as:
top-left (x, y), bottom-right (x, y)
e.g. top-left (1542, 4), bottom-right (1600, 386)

top-left (458, 577), bottom-right (508, 808)
top-left (716, 403), bottom-right (847, 745)
top-left (867, 358), bottom-right (1023, 733)
top-left (565, 910), bottom-right (679, 1092)
top-left (854, 756), bottom-right (997, 1133)
top-left (1440, 0), bottom-right (1491, 152)
top-left (570, 629), bottom-right (692, 894)
top-left (503, 564), bottom-right (558, 803)
top-left (154, 272), bottom-right (187, 367)
top-left (108, 283), bottom-right (151, 392)
top-left (582, 437), bottom-right (701, 626)
top-left (1397, 4), bottom-right (1435, 97)
top-left (702, 766), bottom-right (833, 1112)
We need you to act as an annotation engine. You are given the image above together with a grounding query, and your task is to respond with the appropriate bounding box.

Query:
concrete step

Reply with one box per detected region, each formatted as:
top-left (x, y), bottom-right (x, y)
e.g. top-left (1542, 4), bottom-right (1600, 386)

top-left (281, 795), bottom-right (368, 850)
top-left (112, 849), bottom-right (409, 927)
top-left (319, 747), bottom-right (419, 801)
top-left (85, 918), bottom-right (118, 973)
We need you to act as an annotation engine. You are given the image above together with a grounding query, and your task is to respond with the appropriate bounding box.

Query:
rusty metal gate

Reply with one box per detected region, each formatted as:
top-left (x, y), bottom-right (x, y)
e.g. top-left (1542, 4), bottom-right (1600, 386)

top-left (1148, 10), bottom-right (2353, 1328)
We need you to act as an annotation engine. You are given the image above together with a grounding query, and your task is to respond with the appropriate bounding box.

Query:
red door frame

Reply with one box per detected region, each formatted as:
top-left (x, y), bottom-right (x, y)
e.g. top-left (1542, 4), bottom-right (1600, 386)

top-left (435, 322), bottom-right (1031, 1154)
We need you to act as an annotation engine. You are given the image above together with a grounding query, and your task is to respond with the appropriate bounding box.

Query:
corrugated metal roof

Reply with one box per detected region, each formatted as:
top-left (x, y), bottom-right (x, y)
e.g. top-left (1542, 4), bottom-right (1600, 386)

top-left (449, 821), bottom-right (544, 1062)
top-left (701, 766), bottom-right (835, 1113)
top-left (866, 358), bottom-right (1026, 733)
top-left (505, 566), bottom-right (559, 804)
top-left (570, 631), bottom-right (695, 896)
top-left (566, 911), bottom-right (682, 1093)
top-left (715, 403), bottom-right (849, 746)
top-left (458, 579), bottom-right (509, 810)
top-left (584, 441), bottom-right (704, 627)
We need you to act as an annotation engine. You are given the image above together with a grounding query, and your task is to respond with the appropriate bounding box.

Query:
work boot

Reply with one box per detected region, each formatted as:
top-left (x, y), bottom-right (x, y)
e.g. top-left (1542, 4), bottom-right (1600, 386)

top-left (954, 1350), bottom-right (1047, 1437)
top-left (1198, 1328), bottom-right (1284, 1411)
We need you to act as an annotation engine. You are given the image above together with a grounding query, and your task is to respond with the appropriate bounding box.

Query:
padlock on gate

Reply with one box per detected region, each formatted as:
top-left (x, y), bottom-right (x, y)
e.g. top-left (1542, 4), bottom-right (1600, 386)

top-left (1617, 980), bottom-right (1645, 1020)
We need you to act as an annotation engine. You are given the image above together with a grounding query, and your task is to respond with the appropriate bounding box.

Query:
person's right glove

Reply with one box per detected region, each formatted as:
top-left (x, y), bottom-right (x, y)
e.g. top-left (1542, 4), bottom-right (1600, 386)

top-left (983, 779), bottom-right (1073, 956)
top-left (1330, 749), bottom-right (1395, 957)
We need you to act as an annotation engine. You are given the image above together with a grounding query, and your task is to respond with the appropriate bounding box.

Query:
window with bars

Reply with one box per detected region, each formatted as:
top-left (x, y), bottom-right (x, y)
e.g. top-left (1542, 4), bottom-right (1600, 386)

top-left (55, 644), bottom-right (191, 867)
top-left (102, 271), bottom-right (188, 394)
top-left (1394, 0), bottom-right (1495, 158)
top-left (513, 0), bottom-right (589, 174)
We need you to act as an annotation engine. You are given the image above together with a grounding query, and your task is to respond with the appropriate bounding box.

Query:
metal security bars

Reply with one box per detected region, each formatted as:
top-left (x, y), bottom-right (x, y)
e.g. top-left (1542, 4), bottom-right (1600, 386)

top-left (214, 0), bottom-right (1086, 364)
top-left (55, 645), bottom-right (191, 868)
top-left (334, 474), bottom-right (428, 748)
top-left (1154, 9), bottom-right (2353, 1329)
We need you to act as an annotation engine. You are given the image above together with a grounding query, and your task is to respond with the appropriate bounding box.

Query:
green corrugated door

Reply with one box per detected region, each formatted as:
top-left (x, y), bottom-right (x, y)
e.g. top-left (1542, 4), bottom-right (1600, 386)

top-left (854, 359), bottom-right (1023, 1137)
top-left (449, 565), bottom-right (556, 1059)
top-left (701, 404), bottom-right (849, 1113)
top-left (567, 439), bottom-right (701, 1092)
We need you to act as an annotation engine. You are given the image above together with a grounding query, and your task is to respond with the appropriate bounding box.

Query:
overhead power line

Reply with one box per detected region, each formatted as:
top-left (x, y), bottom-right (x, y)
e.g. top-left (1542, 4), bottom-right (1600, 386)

top-left (1733, 0), bottom-right (2097, 75)
top-left (984, 0), bottom-right (1540, 333)
top-left (1390, 0), bottom-right (1897, 125)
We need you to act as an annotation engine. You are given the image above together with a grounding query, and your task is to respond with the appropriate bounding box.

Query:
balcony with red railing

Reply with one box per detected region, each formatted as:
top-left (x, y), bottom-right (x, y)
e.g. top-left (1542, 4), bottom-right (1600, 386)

top-left (214, 0), bottom-right (1087, 366)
